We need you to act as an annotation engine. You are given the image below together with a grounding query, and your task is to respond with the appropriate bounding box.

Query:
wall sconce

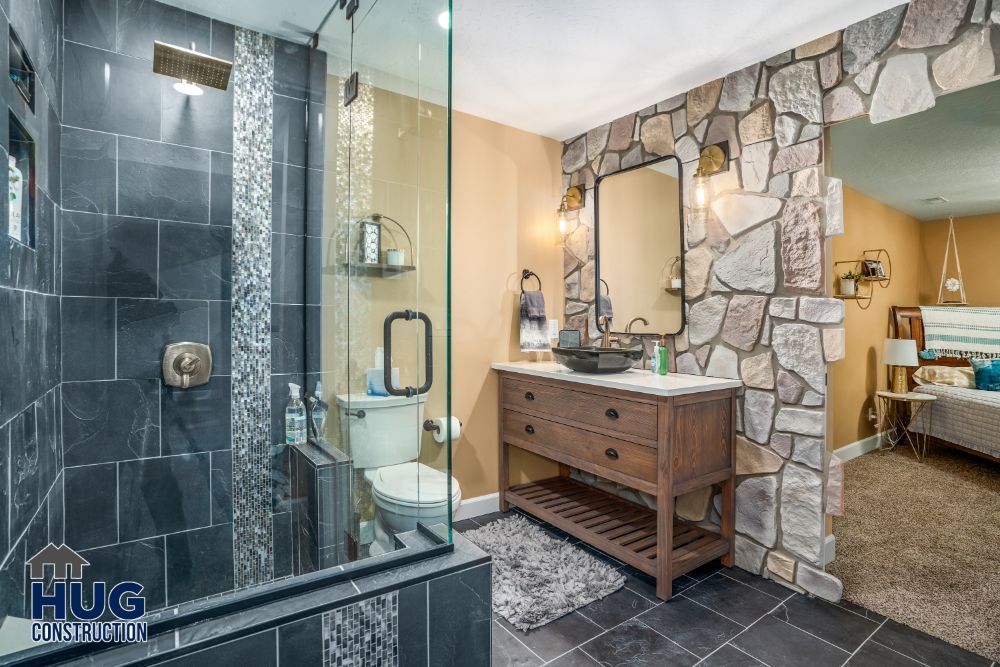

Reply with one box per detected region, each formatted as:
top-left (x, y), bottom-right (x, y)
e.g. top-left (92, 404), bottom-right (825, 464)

top-left (557, 185), bottom-right (584, 236)
top-left (691, 142), bottom-right (728, 219)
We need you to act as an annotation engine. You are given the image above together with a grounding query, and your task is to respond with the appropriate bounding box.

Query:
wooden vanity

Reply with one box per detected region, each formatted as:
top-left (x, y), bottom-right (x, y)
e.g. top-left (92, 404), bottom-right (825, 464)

top-left (493, 361), bottom-right (740, 600)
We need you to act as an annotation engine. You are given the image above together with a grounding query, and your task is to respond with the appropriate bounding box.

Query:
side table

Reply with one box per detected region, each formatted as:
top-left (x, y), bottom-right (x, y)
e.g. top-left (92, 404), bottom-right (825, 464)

top-left (876, 390), bottom-right (936, 460)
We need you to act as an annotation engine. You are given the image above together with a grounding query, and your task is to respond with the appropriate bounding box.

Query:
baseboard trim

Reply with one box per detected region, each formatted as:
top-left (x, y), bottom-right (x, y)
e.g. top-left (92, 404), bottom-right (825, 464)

top-left (454, 492), bottom-right (500, 520)
top-left (833, 433), bottom-right (882, 462)
top-left (823, 534), bottom-right (836, 566)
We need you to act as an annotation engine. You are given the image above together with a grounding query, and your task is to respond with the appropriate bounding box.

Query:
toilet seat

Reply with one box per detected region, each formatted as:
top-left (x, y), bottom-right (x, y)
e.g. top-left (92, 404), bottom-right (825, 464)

top-left (369, 462), bottom-right (461, 509)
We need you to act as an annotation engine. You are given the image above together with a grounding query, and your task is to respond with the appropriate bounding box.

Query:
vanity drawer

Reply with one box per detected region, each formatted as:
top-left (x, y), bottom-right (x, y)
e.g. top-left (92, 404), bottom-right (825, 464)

top-left (503, 376), bottom-right (658, 443)
top-left (503, 409), bottom-right (657, 487)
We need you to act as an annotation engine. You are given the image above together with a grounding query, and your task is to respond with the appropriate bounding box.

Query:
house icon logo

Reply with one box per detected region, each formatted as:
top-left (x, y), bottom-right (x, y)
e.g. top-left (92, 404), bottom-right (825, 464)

top-left (25, 543), bottom-right (149, 645)
top-left (26, 544), bottom-right (90, 581)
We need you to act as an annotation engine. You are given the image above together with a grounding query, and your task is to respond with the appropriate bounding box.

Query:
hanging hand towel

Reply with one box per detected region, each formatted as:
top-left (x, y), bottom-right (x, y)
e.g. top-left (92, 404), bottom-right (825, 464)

top-left (519, 291), bottom-right (550, 352)
top-left (598, 294), bottom-right (613, 320)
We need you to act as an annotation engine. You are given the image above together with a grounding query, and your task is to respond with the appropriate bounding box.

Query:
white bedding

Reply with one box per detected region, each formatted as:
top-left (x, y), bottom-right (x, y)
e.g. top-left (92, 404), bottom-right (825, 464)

top-left (909, 385), bottom-right (1000, 460)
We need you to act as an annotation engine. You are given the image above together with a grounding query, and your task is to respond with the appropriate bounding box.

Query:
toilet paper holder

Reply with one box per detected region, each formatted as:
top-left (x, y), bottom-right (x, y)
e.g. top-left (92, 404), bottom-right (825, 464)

top-left (423, 417), bottom-right (461, 443)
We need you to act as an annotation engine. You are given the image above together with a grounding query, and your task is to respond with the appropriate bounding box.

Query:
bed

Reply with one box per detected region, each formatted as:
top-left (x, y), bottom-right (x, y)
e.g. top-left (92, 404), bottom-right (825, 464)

top-left (891, 306), bottom-right (1000, 463)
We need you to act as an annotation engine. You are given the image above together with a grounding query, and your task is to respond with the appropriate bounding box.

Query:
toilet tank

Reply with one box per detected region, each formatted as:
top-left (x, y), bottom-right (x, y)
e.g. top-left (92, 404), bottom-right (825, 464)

top-left (335, 393), bottom-right (428, 469)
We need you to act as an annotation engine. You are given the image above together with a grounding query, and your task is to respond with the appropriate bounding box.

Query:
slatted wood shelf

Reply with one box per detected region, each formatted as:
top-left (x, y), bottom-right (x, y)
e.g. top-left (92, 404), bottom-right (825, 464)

top-left (506, 477), bottom-right (729, 579)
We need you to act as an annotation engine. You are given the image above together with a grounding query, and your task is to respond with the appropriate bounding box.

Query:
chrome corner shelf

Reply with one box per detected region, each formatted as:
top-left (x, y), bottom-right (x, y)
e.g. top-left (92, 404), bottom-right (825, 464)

top-left (343, 262), bottom-right (416, 278)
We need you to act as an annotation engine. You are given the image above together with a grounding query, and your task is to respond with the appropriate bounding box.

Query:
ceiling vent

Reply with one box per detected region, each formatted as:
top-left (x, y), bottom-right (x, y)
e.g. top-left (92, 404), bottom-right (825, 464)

top-left (922, 196), bottom-right (949, 204)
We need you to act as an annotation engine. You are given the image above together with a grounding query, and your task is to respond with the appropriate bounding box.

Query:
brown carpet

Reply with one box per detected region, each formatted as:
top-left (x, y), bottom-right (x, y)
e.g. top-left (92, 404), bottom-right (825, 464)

top-left (829, 445), bottom-right (1000, 661)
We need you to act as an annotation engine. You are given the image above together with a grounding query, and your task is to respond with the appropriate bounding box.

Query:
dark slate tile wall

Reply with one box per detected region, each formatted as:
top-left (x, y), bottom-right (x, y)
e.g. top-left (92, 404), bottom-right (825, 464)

top-left (52, 0), bottom-right (320, 613)
top-left (271, 39), bottom-right (316, 576)
top-left (56, 0), bottom-right (239, 610)
top-left (0, 0), bottom-right (65, 618)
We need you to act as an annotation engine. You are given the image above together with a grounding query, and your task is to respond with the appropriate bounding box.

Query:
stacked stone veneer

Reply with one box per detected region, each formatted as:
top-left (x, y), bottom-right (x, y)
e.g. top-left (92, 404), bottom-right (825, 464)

top-left (560, 0), bottom-right (999, 600)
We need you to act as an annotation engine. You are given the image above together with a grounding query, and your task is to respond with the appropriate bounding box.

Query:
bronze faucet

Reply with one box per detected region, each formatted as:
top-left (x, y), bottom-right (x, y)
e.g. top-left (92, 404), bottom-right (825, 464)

top-left (597, 316), bottom-right (618, 348)
top-left (625, 317), bottom-right (649, 334)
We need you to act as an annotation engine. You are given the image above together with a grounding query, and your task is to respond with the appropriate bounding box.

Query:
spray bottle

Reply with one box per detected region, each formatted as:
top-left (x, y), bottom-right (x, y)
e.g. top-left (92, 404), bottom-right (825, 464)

top-left (285, 383), bottom-right (307, 445)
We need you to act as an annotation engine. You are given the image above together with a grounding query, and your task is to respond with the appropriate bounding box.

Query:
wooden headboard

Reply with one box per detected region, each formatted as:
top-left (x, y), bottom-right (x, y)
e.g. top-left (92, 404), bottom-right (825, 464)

top-left (890, 306), bottom-right (971, 382)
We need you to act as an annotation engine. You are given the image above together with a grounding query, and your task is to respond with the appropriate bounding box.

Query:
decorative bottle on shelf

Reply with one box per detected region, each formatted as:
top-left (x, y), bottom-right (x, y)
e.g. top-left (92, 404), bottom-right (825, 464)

top-left (285, 383), bottom-right (307, 446)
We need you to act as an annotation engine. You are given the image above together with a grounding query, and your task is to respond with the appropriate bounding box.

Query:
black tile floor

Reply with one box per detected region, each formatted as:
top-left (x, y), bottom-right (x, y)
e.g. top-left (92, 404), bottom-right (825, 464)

top-left (457, 510), bottom-right (997, 667)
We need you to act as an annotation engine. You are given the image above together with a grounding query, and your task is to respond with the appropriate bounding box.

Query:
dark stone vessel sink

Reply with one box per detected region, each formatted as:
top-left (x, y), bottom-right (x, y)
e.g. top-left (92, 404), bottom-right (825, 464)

top-left (552, 347), bottom-right (643, 374)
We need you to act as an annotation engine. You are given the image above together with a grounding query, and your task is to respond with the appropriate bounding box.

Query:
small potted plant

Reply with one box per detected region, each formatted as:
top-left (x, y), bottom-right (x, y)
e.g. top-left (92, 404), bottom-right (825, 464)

top-left (839, 271), bottom-right (861, 296)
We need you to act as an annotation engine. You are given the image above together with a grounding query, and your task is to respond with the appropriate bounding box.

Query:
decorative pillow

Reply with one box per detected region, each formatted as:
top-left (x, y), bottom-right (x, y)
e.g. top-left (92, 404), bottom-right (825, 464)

top-left (911, 365), bottom-right (976, 388)
top-left (970, 359), bottom-right (1000, 392)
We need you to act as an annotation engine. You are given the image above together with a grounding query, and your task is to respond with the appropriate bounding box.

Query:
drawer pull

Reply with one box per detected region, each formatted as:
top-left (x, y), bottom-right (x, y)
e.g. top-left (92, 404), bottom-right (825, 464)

top-left (605, 408), bottom-right (619, 420)
top-left (525, 391), bottom-right (535, 401)
top-left (605, 448), bottom-right (619, 460)
top-left (525, 424), bottom-right (535, 434)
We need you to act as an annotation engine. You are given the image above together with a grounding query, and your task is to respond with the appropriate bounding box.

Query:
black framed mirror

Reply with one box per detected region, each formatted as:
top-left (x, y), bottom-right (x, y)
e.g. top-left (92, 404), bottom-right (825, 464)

top-left (594, 154), bottom-right (685, 337)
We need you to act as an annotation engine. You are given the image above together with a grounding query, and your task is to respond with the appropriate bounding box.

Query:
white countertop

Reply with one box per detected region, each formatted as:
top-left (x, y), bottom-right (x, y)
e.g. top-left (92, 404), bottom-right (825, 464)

top-left (491, 361), bottom-right (742, 397)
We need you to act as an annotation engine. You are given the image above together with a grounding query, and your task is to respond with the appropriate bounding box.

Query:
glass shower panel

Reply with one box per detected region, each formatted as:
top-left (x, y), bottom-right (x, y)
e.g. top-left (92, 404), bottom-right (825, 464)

top-left (0, 0), bottom-right (450, 659)
top-left (316, 0), bottom-right (452, 560)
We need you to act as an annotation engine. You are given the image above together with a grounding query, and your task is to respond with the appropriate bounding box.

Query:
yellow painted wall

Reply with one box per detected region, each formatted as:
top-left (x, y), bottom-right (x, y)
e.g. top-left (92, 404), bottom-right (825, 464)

top-left (829, 188), bottom-right (921, 450)
top-left (317, 81), bottom-right (563, 500)
top-left (919, 213), bottom-right (1000, 307)
top-left (450, 110), bottom-right (565, 497)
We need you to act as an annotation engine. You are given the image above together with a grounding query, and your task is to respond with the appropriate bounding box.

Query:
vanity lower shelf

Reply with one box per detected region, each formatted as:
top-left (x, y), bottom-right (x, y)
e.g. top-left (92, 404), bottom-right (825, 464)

top-left (496, 369), bottom-right (737, 599)
top-left (506, 477), bottom-right (729, 579)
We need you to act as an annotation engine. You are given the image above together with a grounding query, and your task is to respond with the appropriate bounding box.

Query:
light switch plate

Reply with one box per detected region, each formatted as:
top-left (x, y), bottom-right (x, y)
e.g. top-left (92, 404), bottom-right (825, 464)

top-left (548, 319), bottom-right (559, 340)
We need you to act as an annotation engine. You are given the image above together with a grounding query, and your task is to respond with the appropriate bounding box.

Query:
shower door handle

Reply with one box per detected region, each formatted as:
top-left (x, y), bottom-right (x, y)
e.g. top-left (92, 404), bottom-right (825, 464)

top-left (383, 310), bottom-right (433, 397)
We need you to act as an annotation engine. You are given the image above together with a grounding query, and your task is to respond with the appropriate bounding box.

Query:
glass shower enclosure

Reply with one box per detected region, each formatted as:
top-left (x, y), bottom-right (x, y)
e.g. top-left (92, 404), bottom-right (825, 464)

top-left (0, 0), bottom-right (451, 661)
top-left (312, 0), bottom-right (454, 565)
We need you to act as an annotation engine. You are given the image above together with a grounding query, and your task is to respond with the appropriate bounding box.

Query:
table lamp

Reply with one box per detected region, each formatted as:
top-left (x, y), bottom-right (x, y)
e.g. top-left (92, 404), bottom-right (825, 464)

top-left (883, 338), bottom-right (918, 394)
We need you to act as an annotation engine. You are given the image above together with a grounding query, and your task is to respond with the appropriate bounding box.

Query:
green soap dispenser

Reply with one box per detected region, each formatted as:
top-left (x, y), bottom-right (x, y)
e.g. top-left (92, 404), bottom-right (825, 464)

top-left (658, 336), bottom-right (669, 376)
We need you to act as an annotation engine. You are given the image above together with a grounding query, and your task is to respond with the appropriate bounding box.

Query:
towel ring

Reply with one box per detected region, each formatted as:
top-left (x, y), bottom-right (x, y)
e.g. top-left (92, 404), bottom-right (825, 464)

top-left (600, 279), bottom-right (610, 295)
top-left (520, 269), bottom-right (542, 293)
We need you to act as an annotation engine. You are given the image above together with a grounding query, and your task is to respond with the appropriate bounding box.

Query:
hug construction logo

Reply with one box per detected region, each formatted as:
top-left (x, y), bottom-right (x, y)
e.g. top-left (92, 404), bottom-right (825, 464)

top-left (25, 543), bottom-right (148, 645)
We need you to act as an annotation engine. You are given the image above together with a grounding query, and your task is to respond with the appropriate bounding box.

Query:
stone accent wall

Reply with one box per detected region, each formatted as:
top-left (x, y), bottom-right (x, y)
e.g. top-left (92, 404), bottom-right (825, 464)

top-left (560, 0), bottom-right (999, 600)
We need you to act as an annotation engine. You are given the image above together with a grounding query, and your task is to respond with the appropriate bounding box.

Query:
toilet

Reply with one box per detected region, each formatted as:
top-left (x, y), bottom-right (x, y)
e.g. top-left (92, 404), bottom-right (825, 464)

top-left (335, 392), bottom-right (461, 537)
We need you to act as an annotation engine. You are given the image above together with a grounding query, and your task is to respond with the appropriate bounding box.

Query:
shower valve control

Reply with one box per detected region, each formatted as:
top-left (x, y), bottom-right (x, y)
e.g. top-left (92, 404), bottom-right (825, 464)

top-left (162, 342), bottom-right (212, 389)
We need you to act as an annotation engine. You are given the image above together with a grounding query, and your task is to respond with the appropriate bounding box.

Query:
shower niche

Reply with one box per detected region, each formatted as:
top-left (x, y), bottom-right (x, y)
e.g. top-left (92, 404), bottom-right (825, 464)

top-left (7, 112), bottom-right (34, 247)
top-left (8, 25), bottom-right (34, 110)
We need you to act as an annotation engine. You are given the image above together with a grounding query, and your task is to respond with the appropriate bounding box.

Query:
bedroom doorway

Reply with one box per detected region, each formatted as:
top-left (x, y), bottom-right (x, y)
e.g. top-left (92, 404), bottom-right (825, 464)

top-left (825, 77), bottom-right (1000, 661)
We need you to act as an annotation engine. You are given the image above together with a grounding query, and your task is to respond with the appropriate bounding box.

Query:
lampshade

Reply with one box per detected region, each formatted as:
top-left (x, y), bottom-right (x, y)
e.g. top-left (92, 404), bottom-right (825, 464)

top-left (883, 338), bottom-right (918, 367)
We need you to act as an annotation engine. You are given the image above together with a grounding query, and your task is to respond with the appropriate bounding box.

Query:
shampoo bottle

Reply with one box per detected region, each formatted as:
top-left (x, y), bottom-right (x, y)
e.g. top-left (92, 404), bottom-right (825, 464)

top-left (285, 383), bottom-right (307, 445)
top-left (308, 381), bottom-right (329, 441)
top-left (658, 336), bottom-right (669, 376)
top-left (650, 341), bottom-right (660, 374)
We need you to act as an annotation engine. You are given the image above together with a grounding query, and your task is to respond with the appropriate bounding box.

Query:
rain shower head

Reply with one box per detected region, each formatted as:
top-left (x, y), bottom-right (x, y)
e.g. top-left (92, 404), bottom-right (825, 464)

top-left (153, 41), bottom-right (233, 92)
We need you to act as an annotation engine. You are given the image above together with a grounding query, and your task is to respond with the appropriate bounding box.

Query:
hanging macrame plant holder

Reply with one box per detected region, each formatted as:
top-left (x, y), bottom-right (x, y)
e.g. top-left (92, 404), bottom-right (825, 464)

top-left (936, 216), bottom-right (967, 305)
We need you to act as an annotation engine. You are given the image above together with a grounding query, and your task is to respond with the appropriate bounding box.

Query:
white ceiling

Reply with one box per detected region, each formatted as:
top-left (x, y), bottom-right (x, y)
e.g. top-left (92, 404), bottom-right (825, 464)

top-left (161, 1), bottom-right (906, 140)
top-left (161, 0), bottom-right (330, 43)
top-left (830, 78), bottom-right (1000, 221)
top-left (452, 1), bottom-right (904, 140)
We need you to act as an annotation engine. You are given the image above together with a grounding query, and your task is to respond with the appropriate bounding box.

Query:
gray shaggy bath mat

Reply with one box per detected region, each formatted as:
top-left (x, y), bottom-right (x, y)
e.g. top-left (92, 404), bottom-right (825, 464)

top-left (463, 515), bottom-right (624, 631)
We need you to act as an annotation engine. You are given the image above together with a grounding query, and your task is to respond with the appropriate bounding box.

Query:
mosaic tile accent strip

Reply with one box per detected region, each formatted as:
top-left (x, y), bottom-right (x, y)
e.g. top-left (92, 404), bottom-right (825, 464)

top-left (231, 27), bottom-right (275, 588)
top-left (323, 592), bottom-right (399, 666)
